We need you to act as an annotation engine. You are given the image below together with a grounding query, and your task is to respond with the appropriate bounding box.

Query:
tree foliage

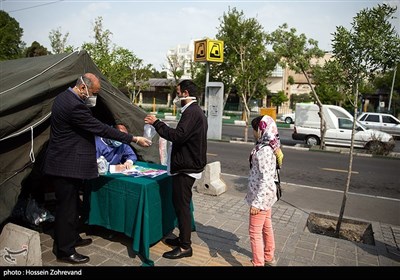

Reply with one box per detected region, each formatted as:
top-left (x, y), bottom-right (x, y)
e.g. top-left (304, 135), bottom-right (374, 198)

top-left (49, 27), bottom-right (75, 54)
top-left (25, 41), bottom-right (49, 57)
top-left (0, 11), bottom-right (23, 61)
top-left (331, 3), bottom-right (400, 235)
top-left (214, 7), bottom-right (278, 141)
top-left (82, 17), bottom-right (114, 77)
top-left (313, 60), bottom-right (347, 105)
top-left (82, 17), bottom-right (153, 101)
top-left (270, 23), bottom-right (326, 147)
top-left (271, 90), bottom-right (289, 110)
top-left (164, 53), bottom-right (185, 84)
top-left (290, 93), bottom-right (314, 110)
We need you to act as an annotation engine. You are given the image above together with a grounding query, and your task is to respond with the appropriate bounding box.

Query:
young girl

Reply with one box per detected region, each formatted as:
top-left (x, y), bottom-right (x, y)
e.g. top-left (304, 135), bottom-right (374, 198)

top-left (245, 115), bottom-right (283, 266)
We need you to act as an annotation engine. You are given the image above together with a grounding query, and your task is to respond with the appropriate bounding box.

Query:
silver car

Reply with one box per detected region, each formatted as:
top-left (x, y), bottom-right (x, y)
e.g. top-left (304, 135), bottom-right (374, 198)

top-left (357, 112), bottom-right (400, 138)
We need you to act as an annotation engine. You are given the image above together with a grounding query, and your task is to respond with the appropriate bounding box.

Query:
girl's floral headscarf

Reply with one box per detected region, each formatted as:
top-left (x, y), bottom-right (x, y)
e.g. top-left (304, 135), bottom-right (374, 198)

top-left (249, 115), bottom-right (281, 168)
top-left (256, 115), bottom-right (280, 151)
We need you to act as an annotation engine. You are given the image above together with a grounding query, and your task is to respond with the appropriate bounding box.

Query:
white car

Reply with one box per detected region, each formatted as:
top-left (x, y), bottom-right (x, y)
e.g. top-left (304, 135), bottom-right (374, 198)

top-left (280, 113), bottom-right (295, 124)
top-left (292, 104), bottom-right (396, 151)
top-left (357, 112), bottom-right (400, 138)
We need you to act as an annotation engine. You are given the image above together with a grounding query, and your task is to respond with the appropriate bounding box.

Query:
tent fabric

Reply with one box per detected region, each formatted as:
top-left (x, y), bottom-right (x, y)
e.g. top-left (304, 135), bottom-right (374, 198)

top-left (0, 50), bottom-right (161, 224)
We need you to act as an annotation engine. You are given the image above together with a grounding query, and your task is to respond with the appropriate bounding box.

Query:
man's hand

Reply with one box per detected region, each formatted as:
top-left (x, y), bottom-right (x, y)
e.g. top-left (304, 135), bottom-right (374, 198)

top-left (133, 136), bottom-right (152, 147)
top-left (144, 115), bottom-right (157, 125)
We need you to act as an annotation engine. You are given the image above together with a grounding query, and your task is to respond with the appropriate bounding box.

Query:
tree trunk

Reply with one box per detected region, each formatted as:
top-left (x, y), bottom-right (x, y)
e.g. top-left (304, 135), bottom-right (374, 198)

top-left (302, 69), bottom-right (326, 150)
top-left (336, 83), bottom-right (359, 235)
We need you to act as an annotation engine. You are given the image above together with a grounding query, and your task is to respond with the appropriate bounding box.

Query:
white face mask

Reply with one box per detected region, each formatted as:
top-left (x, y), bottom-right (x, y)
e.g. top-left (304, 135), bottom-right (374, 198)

top-left (173, 96), bottom-right (182, 108)
top-left (80, 76), bottom-right (90, 99)
top-left (85, 96), bottom-right (97, 107)
top-left (173, 96), bottom-right (196, 108)
top-left (80, 76), bottom-right (97, 107)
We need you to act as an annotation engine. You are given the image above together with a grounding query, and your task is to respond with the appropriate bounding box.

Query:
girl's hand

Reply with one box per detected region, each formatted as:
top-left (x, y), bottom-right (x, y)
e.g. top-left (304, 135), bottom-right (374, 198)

top-left (250, 206), bottom-right (260, 215)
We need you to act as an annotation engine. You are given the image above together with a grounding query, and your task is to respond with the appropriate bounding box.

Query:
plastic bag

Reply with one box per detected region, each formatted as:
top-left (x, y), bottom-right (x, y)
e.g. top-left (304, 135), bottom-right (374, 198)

top-left (143, 124), bottom-right (157, 143)
top-left (25, 198), bottom-right (55, 225)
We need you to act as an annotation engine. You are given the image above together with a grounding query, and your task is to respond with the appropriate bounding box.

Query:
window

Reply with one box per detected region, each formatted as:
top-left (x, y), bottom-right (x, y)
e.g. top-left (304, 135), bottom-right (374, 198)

top-left (338, 118), bottom-right (353, 130)
top-left (382, 115), bottom-right (399, 124)
top-left (365, 114), bottom-right (379, 122)
top-left (359, 114), bottom-right (367, 121)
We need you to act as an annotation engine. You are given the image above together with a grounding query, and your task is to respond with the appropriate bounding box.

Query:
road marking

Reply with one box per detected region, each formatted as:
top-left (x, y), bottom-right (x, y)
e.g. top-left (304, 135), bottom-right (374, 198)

top-left (207, 153), bottom-right (218, 156)
top-left (321, 168), bottom-right (359, 174)
top-left (221, 173), bottom-right (400, 202)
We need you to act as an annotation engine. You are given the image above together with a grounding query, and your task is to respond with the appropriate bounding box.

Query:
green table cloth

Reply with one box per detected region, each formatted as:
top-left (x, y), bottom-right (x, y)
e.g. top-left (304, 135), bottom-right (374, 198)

top-left (88, 161), bottom-right (195, 266)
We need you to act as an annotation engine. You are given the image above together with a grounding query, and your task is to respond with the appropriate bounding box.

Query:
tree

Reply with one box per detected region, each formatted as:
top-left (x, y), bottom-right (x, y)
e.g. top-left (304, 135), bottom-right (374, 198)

top-left (151, 69), bottom-right (167, 79)
top-left (161, 53), bottom-right (186, 107)
top-left (271, 90), bottom-right (289, 113)
top-left (110, 47), bottom-right (153, 104)
top-left (313, 60), bottom-right (347, 105)
top-left (25, 41), bottom-right (49, 57)
top-left (49, 27), bottom-right (75, 54)
top-left (372, 63), bottom-right (400, 115)
top-left (82, 17), bottom-right (153, 100)
top-left (163, 53), bottom-right (185, 85)
top-left (0, 11), bottom-right (23, 61)
top-left (82, 17), bottom-right (113, 78)
top-left (215, 7), bottom-right (278, 141)
top-left (331, 3), bottom-right (400, 235)
top-left (270, 24), bottom-right (326, 148)
top-left (192, 62), bottom-right (207, 106)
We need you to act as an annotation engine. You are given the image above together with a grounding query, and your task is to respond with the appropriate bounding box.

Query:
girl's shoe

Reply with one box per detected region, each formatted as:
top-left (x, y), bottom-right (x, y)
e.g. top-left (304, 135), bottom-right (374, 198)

top-left (264, 257), bottom-right (277, 266)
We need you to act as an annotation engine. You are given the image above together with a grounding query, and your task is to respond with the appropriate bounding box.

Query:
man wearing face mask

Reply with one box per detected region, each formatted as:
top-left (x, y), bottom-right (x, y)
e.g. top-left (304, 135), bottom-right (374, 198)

top-left (95, 124), bottom-right (137, 170)
top-left (144, 80), bottom-right (208, 260)
top-left (43, 73), bottom-right (151, 264)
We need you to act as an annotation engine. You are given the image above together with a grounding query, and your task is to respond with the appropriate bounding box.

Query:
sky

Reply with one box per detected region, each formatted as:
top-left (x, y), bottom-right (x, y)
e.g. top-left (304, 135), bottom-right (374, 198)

top-left (1, 0), bottom-right (399, 71)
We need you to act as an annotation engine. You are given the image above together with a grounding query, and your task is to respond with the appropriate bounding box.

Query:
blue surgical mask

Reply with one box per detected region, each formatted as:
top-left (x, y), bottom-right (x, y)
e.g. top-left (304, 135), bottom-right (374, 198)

top-left (110, 140), bottom-right (122, 147)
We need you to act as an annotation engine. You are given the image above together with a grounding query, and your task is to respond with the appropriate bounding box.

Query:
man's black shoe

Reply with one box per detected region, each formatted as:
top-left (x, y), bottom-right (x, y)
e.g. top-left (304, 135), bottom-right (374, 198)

top-left (162, 246), bottom-right (192, 259)
top-left (75, 238), bottom-right (92, 247)
top-left (57, 253), bottom-right (90, 264)
top-left (164, 237), bottom-right (180, 247)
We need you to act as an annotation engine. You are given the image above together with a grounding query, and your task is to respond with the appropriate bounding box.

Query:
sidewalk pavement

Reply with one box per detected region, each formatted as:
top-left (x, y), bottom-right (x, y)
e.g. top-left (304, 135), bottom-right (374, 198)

top-left (38, 174), bottom-right (400, 268)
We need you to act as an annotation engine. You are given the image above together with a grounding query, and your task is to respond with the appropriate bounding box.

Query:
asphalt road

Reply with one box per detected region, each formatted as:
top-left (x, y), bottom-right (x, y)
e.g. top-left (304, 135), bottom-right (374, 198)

top-left (207, 140), bottom-right (400, 199)
top-left (222, 124), bottom-right (400, 152)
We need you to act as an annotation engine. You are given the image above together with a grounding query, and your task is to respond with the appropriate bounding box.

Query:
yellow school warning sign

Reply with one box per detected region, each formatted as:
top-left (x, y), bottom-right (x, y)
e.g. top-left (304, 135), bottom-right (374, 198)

top-left (194, 39), bottom-right (224, 63)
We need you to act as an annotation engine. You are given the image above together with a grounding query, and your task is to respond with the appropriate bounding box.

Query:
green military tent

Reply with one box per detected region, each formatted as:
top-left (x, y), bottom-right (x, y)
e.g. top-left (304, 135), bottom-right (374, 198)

top-left (0, 50), bottom-right (161, 224)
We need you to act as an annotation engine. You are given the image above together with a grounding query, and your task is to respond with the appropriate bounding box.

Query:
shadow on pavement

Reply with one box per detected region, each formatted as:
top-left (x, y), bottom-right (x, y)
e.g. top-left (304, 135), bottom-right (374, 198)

top-left (195, 222), bottom-right (252, 266)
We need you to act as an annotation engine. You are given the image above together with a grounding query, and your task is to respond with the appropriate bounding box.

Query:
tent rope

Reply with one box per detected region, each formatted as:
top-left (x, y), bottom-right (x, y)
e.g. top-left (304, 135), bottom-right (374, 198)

top-left (0, 112), bottom-right (51, 142)
top-left (0, 162), bottom-right (34, 187)
top-left (0, 51), bottom-right (79, 96)
top-left (0, 126), bottom-right (37, 187)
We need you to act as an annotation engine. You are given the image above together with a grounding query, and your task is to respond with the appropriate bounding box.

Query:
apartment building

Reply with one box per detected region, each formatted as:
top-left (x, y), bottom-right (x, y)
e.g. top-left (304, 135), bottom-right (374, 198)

top-left (166, 40), bottom-right (196, 80)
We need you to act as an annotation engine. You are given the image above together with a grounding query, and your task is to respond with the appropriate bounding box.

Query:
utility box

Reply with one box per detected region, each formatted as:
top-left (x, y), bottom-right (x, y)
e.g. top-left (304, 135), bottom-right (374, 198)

top-left (260, 107), bottom-right (276, 121)
top-left (206, 82), bottom-right (224, 140)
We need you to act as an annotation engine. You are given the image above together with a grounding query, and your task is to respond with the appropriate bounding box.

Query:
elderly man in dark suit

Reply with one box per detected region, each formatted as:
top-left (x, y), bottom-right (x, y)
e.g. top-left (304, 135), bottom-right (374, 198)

top-left (43, 73), bottom-right (151, 264)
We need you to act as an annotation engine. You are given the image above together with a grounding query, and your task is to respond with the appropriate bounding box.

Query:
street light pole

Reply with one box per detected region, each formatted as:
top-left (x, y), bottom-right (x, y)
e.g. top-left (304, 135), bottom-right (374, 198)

top-left (388, 65), bottom-right (397, 112)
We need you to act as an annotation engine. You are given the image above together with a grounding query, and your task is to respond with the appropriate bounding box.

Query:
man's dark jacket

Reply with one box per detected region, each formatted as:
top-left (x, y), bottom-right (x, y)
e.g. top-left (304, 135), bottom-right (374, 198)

top-left (42, 88), bottom-right (133, 180)
top-left (153, 102), bottom-right (207, 174)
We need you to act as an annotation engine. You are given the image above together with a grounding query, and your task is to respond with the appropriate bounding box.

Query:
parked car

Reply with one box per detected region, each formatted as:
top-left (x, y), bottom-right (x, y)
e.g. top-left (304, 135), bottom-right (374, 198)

top-left (280, 113), bottom-right (295, 124)
top-left (292, 104), bottom-right (395, 151)
top-left (357, 112), bottom-right (400, 138)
